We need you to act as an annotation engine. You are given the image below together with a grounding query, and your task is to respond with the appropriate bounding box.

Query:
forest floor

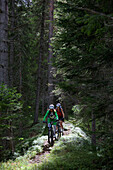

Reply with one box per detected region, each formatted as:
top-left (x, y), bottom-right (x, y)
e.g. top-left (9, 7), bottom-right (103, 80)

top-left (27, 121), bottom-right (91, 169)
top-left (29, 127), bottom-right (71, 165)
top-left (1, 120), bottom-right (101, 170)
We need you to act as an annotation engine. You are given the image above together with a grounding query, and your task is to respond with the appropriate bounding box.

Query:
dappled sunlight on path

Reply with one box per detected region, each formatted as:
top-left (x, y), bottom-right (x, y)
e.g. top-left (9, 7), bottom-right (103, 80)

top-left (29, 121), bottom-right (90, 166)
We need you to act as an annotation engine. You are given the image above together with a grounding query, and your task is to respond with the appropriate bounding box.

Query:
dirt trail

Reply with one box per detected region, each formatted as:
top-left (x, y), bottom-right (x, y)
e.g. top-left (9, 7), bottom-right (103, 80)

top-left (29, 128), bottom-right (71, 164)
top-left (29, 141), bottom-right (50, 164)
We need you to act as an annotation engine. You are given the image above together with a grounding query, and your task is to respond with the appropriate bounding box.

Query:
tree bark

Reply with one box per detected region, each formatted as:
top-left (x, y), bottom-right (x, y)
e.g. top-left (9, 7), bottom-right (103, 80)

top-left (34, 0), bottom-right (46, 123)
top-left (9, 120), bottom-right (15, 154)
top-left (91, 112), bottom-right (96, 149)
top-left (9, 0), bottom-right (15, 87)
top-left (63, 101), bottom-right (68, 120)
top-left (41, 67), bottom-right (48, 115)
top-left (48, 0), bottom-right (54, 105)
top-left (19, 53), bottom-right (22, 135)
top-left (0, 0), bottom-right (9, 85)
top-left (19, 54), bottom-right (22, 93)
top-left (42, 72), bottom-right (45, 116)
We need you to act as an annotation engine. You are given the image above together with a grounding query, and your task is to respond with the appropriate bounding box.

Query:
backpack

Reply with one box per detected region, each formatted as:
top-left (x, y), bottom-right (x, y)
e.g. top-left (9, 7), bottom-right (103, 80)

top-left (56, 108), bottom-right (63, 117)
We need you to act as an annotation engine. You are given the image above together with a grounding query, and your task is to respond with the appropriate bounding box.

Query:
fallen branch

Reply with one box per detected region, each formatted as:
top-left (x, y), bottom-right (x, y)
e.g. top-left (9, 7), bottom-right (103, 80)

top-left (104, 21), bottom-right (113, 27)
top-left (76, 6), bottom-right (113, 20)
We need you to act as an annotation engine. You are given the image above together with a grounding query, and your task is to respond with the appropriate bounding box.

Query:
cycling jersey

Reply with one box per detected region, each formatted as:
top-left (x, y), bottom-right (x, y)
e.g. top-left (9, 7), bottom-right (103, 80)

top-left (56, 108), bottom-right (63, 119)
top-left (43, 109), bottom-right (58, 125)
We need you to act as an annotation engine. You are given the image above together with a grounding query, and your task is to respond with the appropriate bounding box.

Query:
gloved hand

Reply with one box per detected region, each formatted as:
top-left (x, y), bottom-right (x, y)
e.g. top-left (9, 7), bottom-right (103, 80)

top-left (43, 121), bottom-right (46, 123)
top-left (62, 118), bottom-right (64, 122)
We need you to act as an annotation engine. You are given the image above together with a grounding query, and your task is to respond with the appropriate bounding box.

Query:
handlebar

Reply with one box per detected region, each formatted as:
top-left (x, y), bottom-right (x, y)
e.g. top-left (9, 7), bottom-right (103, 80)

top-left (43, 119), bottom-right (59, 124)
top-left (43, 121), bottom-right (47, 123)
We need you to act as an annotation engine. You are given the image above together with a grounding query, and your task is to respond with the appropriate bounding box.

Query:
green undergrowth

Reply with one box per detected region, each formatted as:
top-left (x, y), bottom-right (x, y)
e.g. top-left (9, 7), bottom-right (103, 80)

top-left (38, 121), bottom-right (112, 170)
top-left (0, 158), bottom-right (37, 170)
top-left (11, 121), bottom-right (46, 158)
top-left (0, 121), bottom-right (47, 170)
top-left (68, 116), bottom-right (89, 132)
top-left (38, 141), bottom-right (101, 170)
top-left (0, 134), bottom-right (48, 170)
top-left (1, 119), bottom-right (45, 161)
top-left (22, 119), bottom-right (45, 138)
top-left (38, 123), bottom-right (102, 170)
top-left (0, 121), bottom-right (108, 170)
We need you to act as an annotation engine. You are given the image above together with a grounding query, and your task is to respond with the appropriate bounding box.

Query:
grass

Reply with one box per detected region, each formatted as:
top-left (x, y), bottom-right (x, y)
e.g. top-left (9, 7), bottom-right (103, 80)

top-left (0, 142), bottom-right (105, 170)
top-left (0, 158), bottom-right (37, 170)
top-left (0, 121), bottom-right (107, 170)
top-left (38, 141), bottom-right (101, 170)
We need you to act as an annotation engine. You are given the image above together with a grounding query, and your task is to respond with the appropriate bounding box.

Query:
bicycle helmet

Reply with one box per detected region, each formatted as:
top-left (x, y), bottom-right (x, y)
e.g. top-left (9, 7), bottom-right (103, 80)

top-left (56, 103), bottom-right (61, 108)
top-left (49, 104), bottom-right (54, 110)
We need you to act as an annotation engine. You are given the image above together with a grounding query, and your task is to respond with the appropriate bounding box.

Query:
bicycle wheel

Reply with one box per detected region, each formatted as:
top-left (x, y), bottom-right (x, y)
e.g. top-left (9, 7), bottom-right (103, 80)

top-left (56, 124), bottom-right (60, 140)
top-left (59, 125), bottom-right (64, 137)
top-left (58, 124), bottom-right (62, 137)
top-left (48, 127), bottom-right (54, 146)
top-left (60, 128), bottom-right (64, 137)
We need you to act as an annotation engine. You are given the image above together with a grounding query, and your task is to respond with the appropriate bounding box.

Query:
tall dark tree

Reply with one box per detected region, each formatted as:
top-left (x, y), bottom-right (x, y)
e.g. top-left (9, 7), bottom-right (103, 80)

top-left (9, 0), bottom-right (15, 87)
top-left (34, 0), bottom-right (46, 123)
top-left (0, 0), bottom-right (9, 85)
top-left (48, 0), bottom-right (54, 105)
top-left (91, 112), bottom-right (96, 148)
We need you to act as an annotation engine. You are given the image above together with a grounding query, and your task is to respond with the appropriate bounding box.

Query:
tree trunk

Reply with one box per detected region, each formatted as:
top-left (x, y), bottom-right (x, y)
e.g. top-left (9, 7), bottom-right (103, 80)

top-left (42, 74), bottom-right (45, 116)
top-left (41, 67), bottom-right (47, 115)
top-left (19, 54), bottom-right (22, 93)
top-left (9, 120), bottom-right (15, 154)
top-left (48, 0), bottom-right (54, 105)
top-left (19, 53), bottom-right (23, 135)
top-left (9, 0), bottom-right (15, 87)
top-left (63, 101), bottom-right (68, 120)
top-left (91, 112), bottom-right (96, 150)
top-left (34, 0), bottom-right (46, 123)
top-left (0, 0), bottom-right (9, 85)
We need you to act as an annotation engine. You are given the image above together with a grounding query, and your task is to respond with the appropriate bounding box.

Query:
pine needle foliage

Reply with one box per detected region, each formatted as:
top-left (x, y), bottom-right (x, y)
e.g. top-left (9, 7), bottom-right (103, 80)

top-left (52, 0), bottom-right (113, 168)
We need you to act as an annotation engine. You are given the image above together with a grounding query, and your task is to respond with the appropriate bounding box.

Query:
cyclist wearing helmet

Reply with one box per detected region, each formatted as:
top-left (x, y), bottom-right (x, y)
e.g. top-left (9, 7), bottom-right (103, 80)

top-left (56, 103), bottom-right (65, 132)
top-left (43, 104), bottom-right (58, 138)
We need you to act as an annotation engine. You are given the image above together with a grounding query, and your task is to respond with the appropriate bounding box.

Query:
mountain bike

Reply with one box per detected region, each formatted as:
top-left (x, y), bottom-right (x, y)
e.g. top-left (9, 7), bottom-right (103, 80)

top-left (48, 121), bottom-right (56, 146)
top-left (43, 120), bottom-right (57, 146)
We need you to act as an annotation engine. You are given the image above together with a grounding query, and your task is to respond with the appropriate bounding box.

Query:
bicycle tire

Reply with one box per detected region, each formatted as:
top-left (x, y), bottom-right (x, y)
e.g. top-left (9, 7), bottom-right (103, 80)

top-left (56, 124), bottom-right (60, 139)
top-left (59, 125), bottom-right (64, 137)
top-left (60, 129), bottom-right (64, 137)
top-left (48, 127), bottom-right (54, 146)
top-left (59, 125), bottom-right (62, 137)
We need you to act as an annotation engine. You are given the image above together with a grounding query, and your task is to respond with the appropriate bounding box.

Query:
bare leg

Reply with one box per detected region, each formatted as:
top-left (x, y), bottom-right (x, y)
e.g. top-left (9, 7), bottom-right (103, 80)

top-left (60, 120), bottom-right (63, 129)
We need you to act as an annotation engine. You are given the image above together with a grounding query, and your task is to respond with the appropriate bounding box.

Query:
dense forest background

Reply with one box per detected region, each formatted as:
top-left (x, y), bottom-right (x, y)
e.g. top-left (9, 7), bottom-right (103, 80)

top-left (0, 0), bottom-right (113, 169)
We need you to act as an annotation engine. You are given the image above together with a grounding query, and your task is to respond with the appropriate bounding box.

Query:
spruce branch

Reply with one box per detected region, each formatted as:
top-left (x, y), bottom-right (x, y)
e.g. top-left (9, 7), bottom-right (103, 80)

top-left (76, 6), bottom-right (113, 20)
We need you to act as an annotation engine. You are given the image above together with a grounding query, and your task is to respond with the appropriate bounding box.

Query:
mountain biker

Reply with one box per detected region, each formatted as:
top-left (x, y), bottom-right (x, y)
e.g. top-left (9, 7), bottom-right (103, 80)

top-left (43, 104), bottom-right (59, 138)
top-left (56, 103), bottom-right (65, 133)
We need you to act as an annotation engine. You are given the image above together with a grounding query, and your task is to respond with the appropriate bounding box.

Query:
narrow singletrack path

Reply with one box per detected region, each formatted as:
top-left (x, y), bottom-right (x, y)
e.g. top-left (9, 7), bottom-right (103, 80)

top-left (29, 127), bottom-right (71, 164)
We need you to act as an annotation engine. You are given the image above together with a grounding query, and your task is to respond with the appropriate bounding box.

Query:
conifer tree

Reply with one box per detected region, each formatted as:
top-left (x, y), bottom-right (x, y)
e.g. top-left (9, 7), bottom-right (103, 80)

top-left (34, 0), bottom-right (46, 123)
top-left (0, 0), bottom-right (9, 85)
top-left (48, 0), bottom-right (54, 105)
